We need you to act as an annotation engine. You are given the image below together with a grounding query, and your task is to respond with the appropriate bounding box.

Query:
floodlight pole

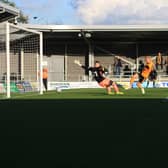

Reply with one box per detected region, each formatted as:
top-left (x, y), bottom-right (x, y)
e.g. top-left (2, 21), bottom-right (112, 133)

top-left (6, 22), bottom-right (10, 98)
top-left (80, 30), bottom-right (94, 81)
top-left (136, 43), bottom-right (139, 71)
top-left (88, 43), bottom-right (94, 81)
top-left (39, 32), bottom-right (43, 95)
top-left (64, 44), bottom-right (68, 81)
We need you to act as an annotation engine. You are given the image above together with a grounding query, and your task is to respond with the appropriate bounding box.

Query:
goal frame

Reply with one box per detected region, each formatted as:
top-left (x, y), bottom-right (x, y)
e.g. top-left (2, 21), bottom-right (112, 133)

top-left (5, 22), bottom-right (43, 98)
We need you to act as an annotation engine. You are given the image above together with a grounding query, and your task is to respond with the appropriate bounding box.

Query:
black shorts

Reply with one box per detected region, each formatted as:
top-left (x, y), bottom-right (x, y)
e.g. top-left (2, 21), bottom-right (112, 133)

top-left (149, 75), bottom-right (157, 81)
top-left (138, 74), bottom-right (145, 83)
top-left (149, 71), bottom-right (157, 81)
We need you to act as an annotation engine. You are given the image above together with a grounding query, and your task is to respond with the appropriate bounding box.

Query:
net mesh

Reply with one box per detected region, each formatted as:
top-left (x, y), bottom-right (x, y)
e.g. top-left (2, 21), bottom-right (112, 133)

top-left (0, 23), bottom-right (41, 98)
top-left (0, 23), bottom-right (7, 96)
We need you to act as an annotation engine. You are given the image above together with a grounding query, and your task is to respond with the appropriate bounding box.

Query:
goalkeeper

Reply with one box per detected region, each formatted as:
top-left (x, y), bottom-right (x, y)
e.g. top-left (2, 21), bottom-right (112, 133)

top-left (74, 60), bottom-right (124, 95)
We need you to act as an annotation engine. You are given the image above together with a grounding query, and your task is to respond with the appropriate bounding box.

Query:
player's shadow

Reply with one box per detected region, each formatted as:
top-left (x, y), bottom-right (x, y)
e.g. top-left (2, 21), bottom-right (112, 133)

top-left (89, 92), bottom-right (114, 97)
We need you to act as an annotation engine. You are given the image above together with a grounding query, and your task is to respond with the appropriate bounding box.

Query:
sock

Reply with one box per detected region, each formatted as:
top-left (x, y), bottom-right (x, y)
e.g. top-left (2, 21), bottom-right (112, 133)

top-left (113, 83), bottom-right (119, 93)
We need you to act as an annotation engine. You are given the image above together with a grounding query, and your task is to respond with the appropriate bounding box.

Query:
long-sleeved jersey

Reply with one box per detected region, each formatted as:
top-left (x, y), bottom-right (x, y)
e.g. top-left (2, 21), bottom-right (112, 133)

top-left (82, 65), bottom-right (106, 83)
top-left (141, 62), bottom-right (154, 78)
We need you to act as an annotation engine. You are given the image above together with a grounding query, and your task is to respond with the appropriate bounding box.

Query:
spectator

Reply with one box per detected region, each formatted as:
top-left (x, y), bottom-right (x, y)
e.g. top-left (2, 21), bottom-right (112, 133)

top-left (113, 58), bottom-right (117, 75)
top-left (123, 65), bottom-right (131, 77)
top-left (156, 52), bottom-right (163, 70)
top-left (116, 59), bottom-right (122, 76)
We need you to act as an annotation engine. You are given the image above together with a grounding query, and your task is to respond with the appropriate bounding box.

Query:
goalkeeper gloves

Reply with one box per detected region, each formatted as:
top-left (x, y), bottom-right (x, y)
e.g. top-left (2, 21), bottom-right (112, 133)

top-left (74, 60), bottom-right (82, 66)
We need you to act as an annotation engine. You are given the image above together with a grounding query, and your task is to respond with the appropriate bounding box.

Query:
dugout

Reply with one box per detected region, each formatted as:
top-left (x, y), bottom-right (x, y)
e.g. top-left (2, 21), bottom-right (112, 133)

top-left (23, 24), bottom-right (168, 82)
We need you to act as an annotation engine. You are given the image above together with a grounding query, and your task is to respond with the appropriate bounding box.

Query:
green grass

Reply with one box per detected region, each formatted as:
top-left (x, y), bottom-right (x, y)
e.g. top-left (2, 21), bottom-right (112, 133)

top-left (2, 88), bottom-right (168, 99)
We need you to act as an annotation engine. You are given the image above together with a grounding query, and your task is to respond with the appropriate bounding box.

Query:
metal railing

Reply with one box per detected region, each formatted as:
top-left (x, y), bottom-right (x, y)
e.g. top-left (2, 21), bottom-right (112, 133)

top-left (0, 74), bottom-right (38, 83)
top-left (1, 72), bottom-right (167, 83)
top-left (47, 72), bottom-right (168, 82)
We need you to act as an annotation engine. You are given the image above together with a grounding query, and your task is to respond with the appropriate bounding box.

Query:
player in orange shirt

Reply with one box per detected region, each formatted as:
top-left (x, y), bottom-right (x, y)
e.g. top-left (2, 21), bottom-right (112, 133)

top-left (126, 56), bottom-right (154, 94)
top-left (42, 67), bottom-right (48, 91)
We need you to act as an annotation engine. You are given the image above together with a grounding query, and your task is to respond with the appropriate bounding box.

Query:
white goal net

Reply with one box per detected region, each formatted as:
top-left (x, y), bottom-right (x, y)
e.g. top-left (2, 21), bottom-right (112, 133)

top-left (0, 22), bottom-right (43, 98)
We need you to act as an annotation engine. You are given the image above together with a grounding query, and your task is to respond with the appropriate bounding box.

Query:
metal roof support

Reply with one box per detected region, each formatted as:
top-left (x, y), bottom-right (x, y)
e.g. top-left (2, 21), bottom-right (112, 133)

top-left (136, 43), bottom-right (139, 72)
top-left (95, 45), bottom-right (136, 70)
top-left (64, 44), bottom-right (68, 81)
top-left (80, 30), bottom-right (94, 81)
top-left (21, 24), bottom-right (168, 32)
top-left (88, 43), bottom-right (94, 81)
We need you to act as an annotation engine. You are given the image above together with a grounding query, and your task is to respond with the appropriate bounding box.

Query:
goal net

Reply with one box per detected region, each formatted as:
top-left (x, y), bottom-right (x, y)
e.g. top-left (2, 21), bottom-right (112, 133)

top-left (0, 22), bottom-right (43, 98)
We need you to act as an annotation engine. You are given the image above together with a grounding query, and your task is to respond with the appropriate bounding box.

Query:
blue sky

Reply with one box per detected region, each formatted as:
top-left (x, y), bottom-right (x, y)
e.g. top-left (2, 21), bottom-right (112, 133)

top-left (13, 0), bottom-right (80, 24)
top-left (12, 0), bottom-right (168, 25)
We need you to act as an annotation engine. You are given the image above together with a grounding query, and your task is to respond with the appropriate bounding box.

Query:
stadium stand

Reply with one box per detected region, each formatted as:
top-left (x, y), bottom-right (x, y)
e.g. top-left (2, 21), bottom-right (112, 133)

top-left (15, 24), bottom-right (168, 84)
top-left (0, 2), bottom-right (19, 23)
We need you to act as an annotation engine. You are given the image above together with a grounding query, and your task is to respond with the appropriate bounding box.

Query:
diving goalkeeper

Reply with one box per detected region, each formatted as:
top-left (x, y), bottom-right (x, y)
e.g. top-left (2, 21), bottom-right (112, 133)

top-left (74, 60), bottom-right (124, 95)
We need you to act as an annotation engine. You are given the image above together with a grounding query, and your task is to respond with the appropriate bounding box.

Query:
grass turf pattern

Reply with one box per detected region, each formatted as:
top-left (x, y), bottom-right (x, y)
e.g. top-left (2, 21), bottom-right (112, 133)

top-left (5, 88), bottom-right (168, 99)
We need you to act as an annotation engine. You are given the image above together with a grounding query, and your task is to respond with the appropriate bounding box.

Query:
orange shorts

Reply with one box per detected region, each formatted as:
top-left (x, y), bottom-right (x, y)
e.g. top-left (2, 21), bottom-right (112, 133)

top-left (99, 78), bottom-right (111, 88)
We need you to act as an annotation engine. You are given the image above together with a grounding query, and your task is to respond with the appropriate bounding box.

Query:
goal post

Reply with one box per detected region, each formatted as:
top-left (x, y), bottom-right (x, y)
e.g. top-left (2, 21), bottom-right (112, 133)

top-left (0, 22), bottom-right (43, 98)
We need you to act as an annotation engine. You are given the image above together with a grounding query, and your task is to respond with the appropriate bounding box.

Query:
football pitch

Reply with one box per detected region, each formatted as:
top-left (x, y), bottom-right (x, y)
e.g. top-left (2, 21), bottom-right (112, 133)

top-left (5, 88), bottom-right (168, 99)
top-left (1, 87), bottom-right (168, 167)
